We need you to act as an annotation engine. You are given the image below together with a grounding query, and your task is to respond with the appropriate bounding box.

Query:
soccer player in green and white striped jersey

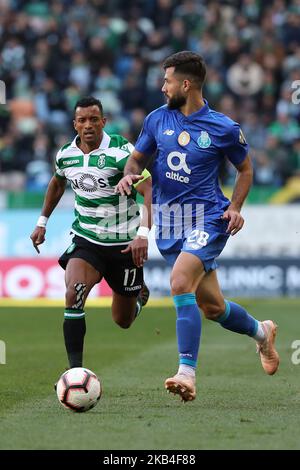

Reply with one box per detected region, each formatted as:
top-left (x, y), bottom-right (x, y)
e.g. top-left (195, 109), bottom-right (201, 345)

top-left (30, 97), bottom-right (152, 369)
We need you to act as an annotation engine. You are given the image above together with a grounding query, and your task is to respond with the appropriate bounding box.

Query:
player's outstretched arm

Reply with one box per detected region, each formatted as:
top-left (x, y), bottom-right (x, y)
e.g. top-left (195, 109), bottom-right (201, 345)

top-left (115, 150), bottom-right (150, 196)
top-left (222, 155), bottom-right (253, 236)
top-left (121, 176), bottom-right (152, 267)
top-left (30, 175), bottom-right (67, 253)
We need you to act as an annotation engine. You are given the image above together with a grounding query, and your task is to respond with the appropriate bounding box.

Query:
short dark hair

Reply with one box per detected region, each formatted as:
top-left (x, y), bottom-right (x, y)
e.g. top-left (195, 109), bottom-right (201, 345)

top-left (74, 96), bottom-right (103, 115)
top-left (163, 51), bottom-right (206, 89)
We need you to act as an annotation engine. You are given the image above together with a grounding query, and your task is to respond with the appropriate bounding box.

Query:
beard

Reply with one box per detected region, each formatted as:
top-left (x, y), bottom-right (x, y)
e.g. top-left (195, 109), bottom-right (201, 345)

top-left (167, 93), bottom-right (187, 110)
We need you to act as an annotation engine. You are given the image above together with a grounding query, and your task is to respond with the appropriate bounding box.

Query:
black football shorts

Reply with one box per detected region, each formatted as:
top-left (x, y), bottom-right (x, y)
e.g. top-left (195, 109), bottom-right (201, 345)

top-left (59, 235), bottom-right (143, 297)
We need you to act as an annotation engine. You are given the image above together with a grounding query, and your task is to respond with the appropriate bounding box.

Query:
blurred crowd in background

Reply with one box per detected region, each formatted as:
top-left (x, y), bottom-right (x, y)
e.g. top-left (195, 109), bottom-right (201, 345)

top-left (1, 0), bottom-right (300, 192)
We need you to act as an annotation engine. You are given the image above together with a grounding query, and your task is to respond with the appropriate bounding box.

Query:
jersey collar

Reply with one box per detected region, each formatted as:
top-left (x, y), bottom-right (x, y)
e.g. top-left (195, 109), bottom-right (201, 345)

top-left (175, 99), bottom-right (210, 121)
top-left (71, 131), bottom-right (111, 152)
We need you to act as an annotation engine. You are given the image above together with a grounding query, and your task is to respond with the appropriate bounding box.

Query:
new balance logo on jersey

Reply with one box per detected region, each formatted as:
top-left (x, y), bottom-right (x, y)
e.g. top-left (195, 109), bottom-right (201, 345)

top-left (163, 129), bottom-right (175, 135)
top-left (166, 151), bottom-right (191, 183)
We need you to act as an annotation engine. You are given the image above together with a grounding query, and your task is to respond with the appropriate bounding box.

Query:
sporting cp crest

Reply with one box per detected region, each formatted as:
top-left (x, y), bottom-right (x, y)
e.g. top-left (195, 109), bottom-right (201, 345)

top-left (97, 154), bottom-right (106, 168)
top-left (197, 131), bottom-right (211, 149)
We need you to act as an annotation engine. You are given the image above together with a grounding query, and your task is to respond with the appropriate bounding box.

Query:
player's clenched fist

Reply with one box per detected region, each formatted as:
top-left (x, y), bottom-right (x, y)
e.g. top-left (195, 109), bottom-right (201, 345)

top-left (115, 174), bottom-right (144, 196)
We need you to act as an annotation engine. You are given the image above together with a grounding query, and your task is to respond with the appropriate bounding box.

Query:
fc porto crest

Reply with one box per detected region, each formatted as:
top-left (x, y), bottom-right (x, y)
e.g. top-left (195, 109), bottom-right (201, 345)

top-left (97, 154), bottom-right (106, 168)
top-left (197, 131), bottom-right (211, 149)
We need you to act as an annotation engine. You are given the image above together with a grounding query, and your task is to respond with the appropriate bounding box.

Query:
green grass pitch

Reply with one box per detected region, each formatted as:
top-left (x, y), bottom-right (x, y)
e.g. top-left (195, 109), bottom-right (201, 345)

top-left (0, 299), bottom-right (300, 450)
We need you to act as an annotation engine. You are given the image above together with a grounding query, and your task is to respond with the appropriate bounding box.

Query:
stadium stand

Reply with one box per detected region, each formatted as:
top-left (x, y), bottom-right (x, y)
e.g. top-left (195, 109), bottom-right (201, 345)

top-left (0, 0), bottom-right (300, 200)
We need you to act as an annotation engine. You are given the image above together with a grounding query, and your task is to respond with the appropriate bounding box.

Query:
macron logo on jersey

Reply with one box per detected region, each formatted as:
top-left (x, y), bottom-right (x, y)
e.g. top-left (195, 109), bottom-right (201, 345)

top-left (166, 151), bottom-right (191, 184)
top-left (63, 159), bottom-right (80, 166)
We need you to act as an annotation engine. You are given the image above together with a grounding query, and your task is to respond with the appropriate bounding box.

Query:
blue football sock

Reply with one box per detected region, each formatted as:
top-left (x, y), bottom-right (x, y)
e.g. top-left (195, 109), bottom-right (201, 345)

top-left (216, 300), bottom-right (258, 337)
top-left (173, 293), bottom-right (202, 368)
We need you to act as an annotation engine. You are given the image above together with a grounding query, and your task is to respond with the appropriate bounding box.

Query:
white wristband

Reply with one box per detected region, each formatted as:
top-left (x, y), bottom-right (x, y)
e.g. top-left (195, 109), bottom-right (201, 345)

top-left (37, 216), bottom-right (48, 228)
top-left (136, 226), bottom-right (150, 238)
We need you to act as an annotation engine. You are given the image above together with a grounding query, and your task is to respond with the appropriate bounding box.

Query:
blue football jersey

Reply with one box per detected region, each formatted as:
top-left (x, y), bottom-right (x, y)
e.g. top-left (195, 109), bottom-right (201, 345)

top-left (135, 100), bottom-right (249, 228)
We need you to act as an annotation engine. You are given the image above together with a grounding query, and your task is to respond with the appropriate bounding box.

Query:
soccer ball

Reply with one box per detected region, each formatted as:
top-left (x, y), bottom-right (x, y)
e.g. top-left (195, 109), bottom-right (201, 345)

top-left (56, 367), bottom-right (102, 412)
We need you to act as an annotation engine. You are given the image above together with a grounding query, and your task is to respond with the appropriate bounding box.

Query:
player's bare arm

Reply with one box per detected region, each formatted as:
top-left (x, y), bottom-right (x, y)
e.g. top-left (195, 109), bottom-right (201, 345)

top-left (30, 175), bottom-right (67, 253)
top-left (121, 176), bottom-right (152, 267)
top-left (136, 177), bottom-right (152, 231)
top-left (115, 150), bottom-right (150, 196)
top-left (223, 155), bottom-right (253, 236)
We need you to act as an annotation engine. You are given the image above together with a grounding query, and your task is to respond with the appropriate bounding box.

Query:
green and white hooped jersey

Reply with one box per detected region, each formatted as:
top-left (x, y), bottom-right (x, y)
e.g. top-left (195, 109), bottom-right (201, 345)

top-left (55, 132), bottom-right (149, 246)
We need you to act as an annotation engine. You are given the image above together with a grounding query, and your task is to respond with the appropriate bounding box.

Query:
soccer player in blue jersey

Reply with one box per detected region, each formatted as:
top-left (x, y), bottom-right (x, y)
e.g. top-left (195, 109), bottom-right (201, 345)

top-left (116, 51), bottom-right (279, 402)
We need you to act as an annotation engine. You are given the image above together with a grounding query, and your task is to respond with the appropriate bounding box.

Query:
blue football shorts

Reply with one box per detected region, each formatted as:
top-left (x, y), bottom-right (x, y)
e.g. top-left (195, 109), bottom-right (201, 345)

top-left (156, 217), bottom-right (230, 271)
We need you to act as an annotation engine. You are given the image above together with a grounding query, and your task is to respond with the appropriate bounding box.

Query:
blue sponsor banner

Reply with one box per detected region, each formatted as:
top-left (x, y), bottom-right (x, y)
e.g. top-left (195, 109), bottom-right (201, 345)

top-left (0, 210), bottom-right (73, 257)
top-left (1, 210), bottom-right (300, 297)
top-left (144, 259), bottom-right (300, 298)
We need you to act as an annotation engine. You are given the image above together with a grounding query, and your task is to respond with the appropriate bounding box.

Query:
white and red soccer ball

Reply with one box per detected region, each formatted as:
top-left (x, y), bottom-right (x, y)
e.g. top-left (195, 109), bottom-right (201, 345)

top-left (56, 367), bottom-right (102, 412)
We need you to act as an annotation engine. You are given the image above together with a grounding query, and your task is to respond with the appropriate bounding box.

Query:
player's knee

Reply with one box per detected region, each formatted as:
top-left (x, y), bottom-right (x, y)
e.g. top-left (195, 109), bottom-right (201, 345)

top-left (65, 283), bottom-right (87, 309)
top-left (170, 274), bottom-right (192, 296)
top-left (114, 317), bottom-right (133, 329)
top-left (200, 302), bottom-right (224, 320)
top-left (65, 286), bottom-right (77, 307)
